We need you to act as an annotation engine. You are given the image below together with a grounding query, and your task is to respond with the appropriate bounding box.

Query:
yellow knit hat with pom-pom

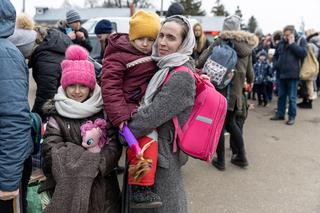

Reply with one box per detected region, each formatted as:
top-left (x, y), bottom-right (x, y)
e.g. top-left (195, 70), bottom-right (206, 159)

top-left (129, 10), bottom-right (161, 41)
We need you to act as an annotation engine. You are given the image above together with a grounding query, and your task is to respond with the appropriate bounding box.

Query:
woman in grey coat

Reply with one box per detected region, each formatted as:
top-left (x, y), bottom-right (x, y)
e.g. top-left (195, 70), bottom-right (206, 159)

top-left (127, 15), bottom-right (197, 213)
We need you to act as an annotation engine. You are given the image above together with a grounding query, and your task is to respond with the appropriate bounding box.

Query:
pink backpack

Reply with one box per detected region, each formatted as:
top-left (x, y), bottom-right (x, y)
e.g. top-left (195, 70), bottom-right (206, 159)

top-left (165, 66), bottom-right (227, 161)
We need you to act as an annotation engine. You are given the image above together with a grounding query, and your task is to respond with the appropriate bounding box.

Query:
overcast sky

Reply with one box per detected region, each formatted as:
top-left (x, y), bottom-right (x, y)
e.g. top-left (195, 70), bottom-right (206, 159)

top-left (10, 0), bottom-right (320, 33)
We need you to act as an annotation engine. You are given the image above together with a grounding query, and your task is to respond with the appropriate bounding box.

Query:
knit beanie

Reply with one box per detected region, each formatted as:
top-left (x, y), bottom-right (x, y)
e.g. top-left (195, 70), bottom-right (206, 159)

top-left (166, 3), bottom-right (184, 17)
top-left (129, 10), bottom-right (160, 41)
top-left (257, 49), bottom-right (267, 57)
top-left (94, 19), bottom-right (113, 34)
top-left (66, 9), bottom-right (81, 25)
top-left (222, 15), bottom-right (241, 31)
top-left (60, 45), bottom-right (96, 90)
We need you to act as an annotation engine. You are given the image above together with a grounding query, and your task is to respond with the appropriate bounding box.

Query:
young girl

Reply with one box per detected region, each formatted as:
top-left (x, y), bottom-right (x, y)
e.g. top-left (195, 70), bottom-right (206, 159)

top-left (40, 45), bottom-right (122, 213)
top-left (101, 10), bottom-right (161, 208)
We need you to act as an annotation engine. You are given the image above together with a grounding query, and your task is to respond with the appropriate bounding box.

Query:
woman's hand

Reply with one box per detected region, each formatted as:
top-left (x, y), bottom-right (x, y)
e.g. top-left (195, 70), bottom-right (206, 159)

top-left (0, 189), bottom-right (19, 201)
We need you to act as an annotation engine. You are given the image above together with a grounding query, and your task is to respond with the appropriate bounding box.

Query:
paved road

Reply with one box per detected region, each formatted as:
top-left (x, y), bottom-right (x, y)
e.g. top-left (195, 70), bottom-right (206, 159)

top-left (28, 73), bottom-right (320, 213)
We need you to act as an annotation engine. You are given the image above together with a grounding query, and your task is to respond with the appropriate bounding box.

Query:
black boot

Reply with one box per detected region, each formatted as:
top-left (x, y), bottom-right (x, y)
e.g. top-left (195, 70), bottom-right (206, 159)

top-left (231, 152), bottom-right (248, 168)
top-left (130, 186), bottom-right (162, 209)
top-left (297, 98), bottom-right (308, 108)
top-left (299, 100), bottom-right (312, 109)
top-left (212, 135), bottom-right (225, 171)
top-left (211, 157), bottom-right (225, 171)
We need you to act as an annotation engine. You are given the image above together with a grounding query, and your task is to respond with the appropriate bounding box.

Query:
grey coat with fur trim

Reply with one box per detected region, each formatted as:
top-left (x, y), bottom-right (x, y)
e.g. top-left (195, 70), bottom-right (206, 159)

top-left (128, 65), bottom-right (196, 213)
top-left (197, 31), bottom-right (258, 111)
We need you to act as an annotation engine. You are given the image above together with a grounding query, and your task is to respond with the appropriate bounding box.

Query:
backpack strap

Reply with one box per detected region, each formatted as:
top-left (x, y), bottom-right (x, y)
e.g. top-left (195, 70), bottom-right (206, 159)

top-left (164, 65), bottom-right (194, 152)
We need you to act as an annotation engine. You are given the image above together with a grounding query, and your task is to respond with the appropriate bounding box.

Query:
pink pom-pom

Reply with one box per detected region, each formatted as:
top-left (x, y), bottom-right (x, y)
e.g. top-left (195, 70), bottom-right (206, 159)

top-left (65, 44), bottom-right (88, 60)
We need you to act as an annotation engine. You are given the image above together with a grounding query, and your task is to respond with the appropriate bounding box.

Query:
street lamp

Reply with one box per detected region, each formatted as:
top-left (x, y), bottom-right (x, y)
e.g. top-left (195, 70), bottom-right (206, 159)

top-left (23, 0), bottom-right (25, 12)
top-left (160, 0), bottom-right (163, 16)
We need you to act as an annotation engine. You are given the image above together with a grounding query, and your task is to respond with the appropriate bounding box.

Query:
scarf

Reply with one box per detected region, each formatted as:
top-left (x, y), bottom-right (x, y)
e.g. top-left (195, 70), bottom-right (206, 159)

top-left (54, 84), bottom-right (103, 119)
top-left (141, 15), bottom-right (196, 107)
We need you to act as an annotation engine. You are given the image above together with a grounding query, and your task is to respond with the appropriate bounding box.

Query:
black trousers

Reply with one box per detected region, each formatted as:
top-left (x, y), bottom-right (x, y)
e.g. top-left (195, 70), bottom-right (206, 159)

top-left (256, 84), bottom-right (268, 105)
top-left (0, 156), bottom-right (32, 213)
top-left (215, 110), bottom-right (246, 160)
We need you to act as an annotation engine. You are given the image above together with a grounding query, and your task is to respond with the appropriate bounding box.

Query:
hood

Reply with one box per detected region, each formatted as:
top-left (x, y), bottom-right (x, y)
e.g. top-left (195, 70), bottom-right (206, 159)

top-left (33, 29), bottom-right (72, 55)
top-left (220, 31), bottom-right (259, 58)
top-left (106, 33), bottom-right (146, 56)
top-left (308, 34), bottom-right (320, 46)
top-left (0, 0), bottom-right (16, 38)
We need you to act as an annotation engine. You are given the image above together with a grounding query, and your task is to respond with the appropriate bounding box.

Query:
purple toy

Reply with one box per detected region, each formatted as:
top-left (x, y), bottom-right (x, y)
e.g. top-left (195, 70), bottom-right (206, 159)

top-left (119, 125), bottom-right (142, 156)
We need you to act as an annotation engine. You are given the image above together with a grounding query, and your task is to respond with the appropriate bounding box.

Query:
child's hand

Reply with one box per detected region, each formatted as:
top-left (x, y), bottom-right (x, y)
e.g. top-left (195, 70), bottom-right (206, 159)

top-left (118, 121), bottom-right (127, 131)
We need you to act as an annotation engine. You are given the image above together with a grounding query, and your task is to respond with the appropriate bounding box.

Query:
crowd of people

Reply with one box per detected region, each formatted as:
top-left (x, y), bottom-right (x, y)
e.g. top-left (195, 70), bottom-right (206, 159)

top-left (1, 0), bottom-right (319, 212)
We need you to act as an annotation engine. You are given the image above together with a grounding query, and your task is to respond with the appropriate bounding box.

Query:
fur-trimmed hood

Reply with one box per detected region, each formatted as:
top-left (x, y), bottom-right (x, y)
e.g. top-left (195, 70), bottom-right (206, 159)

top-left (220, 31), bottom-right (259, 58)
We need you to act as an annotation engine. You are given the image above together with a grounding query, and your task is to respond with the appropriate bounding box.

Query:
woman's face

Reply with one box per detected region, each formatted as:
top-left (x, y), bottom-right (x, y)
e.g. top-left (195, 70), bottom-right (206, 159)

top-left (157, 21), bottom-right (184, 57)
top-left (194, 25), bottom-right (202, 38)
top-left (66, 84), bottom-right (91, 102)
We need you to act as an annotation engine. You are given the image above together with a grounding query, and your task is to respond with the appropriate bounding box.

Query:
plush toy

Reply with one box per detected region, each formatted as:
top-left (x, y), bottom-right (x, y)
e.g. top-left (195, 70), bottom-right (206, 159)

top-left (80, 118), bottom-right (108, 153)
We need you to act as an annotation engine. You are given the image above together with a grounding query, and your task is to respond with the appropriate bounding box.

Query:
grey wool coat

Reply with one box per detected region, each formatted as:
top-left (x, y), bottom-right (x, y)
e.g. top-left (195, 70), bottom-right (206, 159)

top-left (197, 31), bottom-right (258, 112)
top-left (40, 102), bottom-right (122, 213)
top-left (128, 65), bottom-right (196, 213)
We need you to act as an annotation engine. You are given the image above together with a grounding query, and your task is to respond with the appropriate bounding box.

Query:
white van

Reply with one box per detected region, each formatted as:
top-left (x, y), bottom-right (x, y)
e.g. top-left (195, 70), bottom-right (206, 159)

top-left (83, 17), bottom-right (198, 58)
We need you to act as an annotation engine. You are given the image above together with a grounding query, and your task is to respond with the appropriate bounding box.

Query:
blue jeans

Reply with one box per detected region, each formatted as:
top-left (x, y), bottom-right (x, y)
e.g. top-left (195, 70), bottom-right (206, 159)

top-left (277, 79), bottom-right (298, 119)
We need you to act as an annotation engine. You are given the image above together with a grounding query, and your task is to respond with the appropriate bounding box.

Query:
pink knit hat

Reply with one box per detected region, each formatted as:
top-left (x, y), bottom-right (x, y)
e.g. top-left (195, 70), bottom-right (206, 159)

top-left (60, 45), bottom-right (96, 90)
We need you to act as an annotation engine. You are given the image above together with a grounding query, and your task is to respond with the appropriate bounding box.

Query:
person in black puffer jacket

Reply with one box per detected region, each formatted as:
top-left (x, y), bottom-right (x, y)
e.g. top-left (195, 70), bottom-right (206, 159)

top-left (29, 27), bottom-right (72, 121)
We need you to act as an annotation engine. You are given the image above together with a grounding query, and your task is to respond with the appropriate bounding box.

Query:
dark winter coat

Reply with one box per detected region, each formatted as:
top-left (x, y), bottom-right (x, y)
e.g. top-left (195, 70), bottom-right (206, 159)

top-left (40, 103), bottom-right (121, 213)
top-left (29, 29), bottom-right (72, 120)
top-left (68, 26), bottom-right (92, 52)
top-left (101, 33), bottom-right (157, 126)
top-left (0, 0), bottom-right (32, 192)
top-left (128, 62), bottom-right (196, 213)
top-left (192, 38), bottom-right (211, 63)
top-left (197, 31), bottom-right (258, 111)
top-left (273, 35), bottom-right (307, 80)
top-left (254, 60), bottom-right (271, 84)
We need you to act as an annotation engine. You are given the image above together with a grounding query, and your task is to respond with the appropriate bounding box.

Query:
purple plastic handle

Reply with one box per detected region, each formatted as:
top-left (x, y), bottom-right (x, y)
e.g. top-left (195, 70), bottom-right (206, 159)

top-left (119, 125), bottom-right (141, 155)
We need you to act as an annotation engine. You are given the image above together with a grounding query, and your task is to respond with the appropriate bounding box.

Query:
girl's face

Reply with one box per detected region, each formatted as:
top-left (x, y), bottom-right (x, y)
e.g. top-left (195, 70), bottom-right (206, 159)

top-left (157, 21), bottom-right (184, 57)
top-left (66, 84), bottom-right (91, 102)
top-left (131, 37), bottom-right (155, 54)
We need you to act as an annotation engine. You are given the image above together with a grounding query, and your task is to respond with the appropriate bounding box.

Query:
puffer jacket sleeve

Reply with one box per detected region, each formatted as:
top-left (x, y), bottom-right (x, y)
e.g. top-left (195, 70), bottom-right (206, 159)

top-left (128, 71), bottom-right (196, 138)
top-left (31, 54), bottom-right (62, 120)
top-left (101, 53), bottom-right (132, 126)
top-left (0, 42), bottom-right (32, 191)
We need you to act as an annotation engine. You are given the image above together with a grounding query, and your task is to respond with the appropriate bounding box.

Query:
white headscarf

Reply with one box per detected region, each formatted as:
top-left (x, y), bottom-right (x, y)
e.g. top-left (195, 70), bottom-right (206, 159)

top-left (140, 15), bottom-right (196, 107)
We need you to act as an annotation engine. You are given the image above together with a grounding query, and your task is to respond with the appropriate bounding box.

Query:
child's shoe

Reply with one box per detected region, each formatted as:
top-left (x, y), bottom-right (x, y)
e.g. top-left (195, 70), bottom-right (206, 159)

top-left (130, 186), bottom-right (162, 209)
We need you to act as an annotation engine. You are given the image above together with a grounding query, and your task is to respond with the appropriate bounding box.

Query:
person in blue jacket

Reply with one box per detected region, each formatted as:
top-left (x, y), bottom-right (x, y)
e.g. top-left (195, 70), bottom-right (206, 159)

top-left (0, 0), bottom-right (33, 212)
